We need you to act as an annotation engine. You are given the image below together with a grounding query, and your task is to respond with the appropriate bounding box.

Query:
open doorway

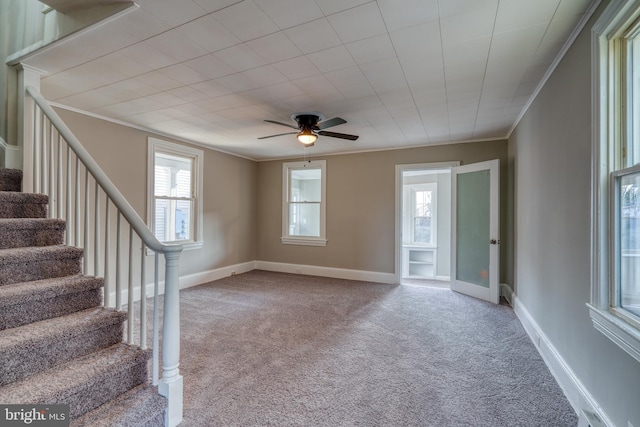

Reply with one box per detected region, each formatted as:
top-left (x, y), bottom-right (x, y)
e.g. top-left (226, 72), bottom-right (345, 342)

top-left (396, 162), bottom-right (459, 287)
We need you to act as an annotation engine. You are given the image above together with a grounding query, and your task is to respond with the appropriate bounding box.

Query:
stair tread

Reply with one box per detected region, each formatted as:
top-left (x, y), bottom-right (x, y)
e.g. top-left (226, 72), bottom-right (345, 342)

top-left (0, 245), bottom-right (83, 264)
top-left (0, 307), bottom-right (125, 350)
top-left (0, 191), bottom-right (48, 203)
top-left (0, 218), bottom-right (65, 229)
top-left (70, 385), bottom-right (166, 427)
top-left (0, 343), bottom-right (150, 404)
top-left (0, 275), bottom-right (102, 307)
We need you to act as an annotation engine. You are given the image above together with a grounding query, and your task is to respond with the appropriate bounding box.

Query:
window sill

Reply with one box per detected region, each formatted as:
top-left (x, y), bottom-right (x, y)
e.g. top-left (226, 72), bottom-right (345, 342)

top-left (588, 304), bottom-right (640, 363)
top-left (281, 237), bottom-right (327, 247)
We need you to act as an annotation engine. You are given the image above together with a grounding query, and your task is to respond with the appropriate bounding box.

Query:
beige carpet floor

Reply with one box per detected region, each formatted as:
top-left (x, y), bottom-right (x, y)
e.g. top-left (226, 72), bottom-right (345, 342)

top-left (168, 270), bottom-right (576, 426)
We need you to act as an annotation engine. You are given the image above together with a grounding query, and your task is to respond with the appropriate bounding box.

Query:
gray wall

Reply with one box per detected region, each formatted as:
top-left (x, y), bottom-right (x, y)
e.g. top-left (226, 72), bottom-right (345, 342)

top-left (55, 107), bottom-right (258, 277)
top-left (0, 0), bottom-right (46, 146)
top-left (509, 1), bottom-right (640, 424)
top-left (257, 140), bottom-right (510, 281)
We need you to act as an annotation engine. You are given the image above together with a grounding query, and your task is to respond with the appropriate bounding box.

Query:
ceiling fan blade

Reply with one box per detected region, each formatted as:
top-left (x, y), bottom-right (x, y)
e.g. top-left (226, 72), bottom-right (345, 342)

top-left (264, 119), bottom-right (298, 130)
top-left (258, 132), bottom-right (298, 140)
top-left (318, 130), bottom-right (359, 141)
top-left (317, 117), bottom-right (347, 130)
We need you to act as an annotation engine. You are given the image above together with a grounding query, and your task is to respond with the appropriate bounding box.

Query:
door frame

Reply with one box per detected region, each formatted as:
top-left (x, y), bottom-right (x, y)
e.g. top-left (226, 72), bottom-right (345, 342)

top-left (395, 161), bottom-right (460, 284)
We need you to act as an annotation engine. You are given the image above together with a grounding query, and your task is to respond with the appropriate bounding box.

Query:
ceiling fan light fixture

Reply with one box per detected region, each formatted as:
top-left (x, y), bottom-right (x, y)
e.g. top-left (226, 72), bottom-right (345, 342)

top-left (297, 128), bottom-right (317, 146)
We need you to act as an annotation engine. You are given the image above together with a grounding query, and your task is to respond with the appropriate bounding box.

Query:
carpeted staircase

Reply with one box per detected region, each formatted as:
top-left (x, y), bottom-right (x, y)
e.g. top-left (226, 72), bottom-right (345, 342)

top-left (0, 168), bottom-right (167, 426)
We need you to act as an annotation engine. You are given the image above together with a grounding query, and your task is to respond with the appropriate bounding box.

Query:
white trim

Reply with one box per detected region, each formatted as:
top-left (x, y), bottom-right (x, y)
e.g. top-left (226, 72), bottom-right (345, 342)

top-left (588, 304), bottom-right (640, 362)
top-left (507, 0), bottom-right (603, 139)
top-left (500, 283), bottom-right (514, 307)
top-left (281, 160), bottom-right (327, 245)
top-left (280, 236), bottom-right (327, 246)
top-left (255, 261), bottom-right (397, 284)
top-left (113, 261), bottom-right (398, 304)
top-left (4, 144), bottom-right (22, 170)
top-left (147, 138), bottom-right (203, 248)
top-left (111, 261), bottom-right (256, 305)
top-left (513, 294), bottom-right (615, 427)
top-left (590, 0), bottom-right (640, 362)
top-left (0, 137), bottom-right (22, 169)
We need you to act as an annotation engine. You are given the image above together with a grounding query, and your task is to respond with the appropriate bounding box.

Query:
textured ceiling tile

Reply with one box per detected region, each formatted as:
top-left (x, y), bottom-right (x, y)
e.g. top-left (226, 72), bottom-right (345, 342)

top-left (314, 0), bottom-right (370, 16)
top-left (254, 0), bottom-right (324, 29)
top-left (284, 18), bottom-right (342, 54)
top-left (138, 0), bottom-right (206, 27)
top-left (119, 42), bottom-right (177, 70)
top-left (307, 46), bottom-right (357, 73)
top-left (178, 15), bottom-right (242, 53)
top-left (377, 0), bottom-right (439, 32)
top-left (346, 34), bottom-right (396, 65)
top-left (213, 44), bottom-right (268, 72)
top-left (247, 33), bottom-right (303, 63)
top-left (185, 55), bottom-right (236, 80)
top-left (273, 56), bottom-right (320, 80)
top-left (327, 2), bottom-right (387, 44)
top-left (213, 0), bottom-right (280, 41)
top-left (145, 30), bottom-right (208, 62)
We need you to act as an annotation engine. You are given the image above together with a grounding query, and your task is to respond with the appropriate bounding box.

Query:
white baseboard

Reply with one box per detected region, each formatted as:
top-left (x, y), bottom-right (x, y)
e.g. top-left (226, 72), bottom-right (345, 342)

top-left (108, 260), bottom-right (394, 306)
top-left (500, 283), bottom-right (514, 306)
top-left (255, 261), bottom-right (397, 284)
top-left (512, 293), bottom-right (614, 427)
top-left (4, 144), bottom-right (22, 170)
top-left (110, 261), bottom-right (256, 306)
top-left (178, 261), bottom-right (256, 289)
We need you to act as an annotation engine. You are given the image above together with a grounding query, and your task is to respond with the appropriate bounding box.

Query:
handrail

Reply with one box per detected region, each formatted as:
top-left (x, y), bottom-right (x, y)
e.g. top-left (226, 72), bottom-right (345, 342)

top-left (25, 86), bottom-right (182, 255)
top-left (24, 85), bottom-right (184, 426)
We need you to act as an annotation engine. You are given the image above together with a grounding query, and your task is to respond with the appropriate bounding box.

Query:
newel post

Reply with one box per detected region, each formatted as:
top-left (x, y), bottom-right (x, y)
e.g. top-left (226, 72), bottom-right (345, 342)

top-left (159, 249), bottom-right (183, 427)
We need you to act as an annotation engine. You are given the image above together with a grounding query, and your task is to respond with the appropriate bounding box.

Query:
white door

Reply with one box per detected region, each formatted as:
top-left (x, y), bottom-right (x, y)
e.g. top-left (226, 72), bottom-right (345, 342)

top-left (450, 159), bottom-right (500, 304)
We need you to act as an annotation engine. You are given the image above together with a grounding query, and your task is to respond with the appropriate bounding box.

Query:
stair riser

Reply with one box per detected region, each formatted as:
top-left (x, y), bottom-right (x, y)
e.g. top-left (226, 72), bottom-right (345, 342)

top-left (70, 385), bottom-right (167, 427)
top-left (0, 169), bottom-right (22, 192)
top-left (0, 290), bottom-right (101, 330)
top-left (0, 321), bottom-right (124, 386)
top-left (0, 227), bottom-right (65, 249)
top-left (69, 359), bottom-right (148, 419)
top-left (0, 203), bottom-right (47, 219)
top-left (0, 257), bottom-right (81, 286)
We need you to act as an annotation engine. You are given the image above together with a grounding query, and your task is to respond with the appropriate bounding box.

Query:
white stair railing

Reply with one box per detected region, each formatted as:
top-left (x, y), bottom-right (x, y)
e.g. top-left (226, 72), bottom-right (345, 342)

top-left (24, 85), bottom-right (183, 427)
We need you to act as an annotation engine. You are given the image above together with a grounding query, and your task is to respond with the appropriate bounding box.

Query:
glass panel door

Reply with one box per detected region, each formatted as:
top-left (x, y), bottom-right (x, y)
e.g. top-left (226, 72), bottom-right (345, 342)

top-left (451, 160), bottom-right (500, 304)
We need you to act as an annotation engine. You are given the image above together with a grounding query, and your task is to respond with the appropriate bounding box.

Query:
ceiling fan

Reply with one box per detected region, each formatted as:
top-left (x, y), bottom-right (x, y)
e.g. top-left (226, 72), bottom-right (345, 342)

top-left (258, 113), bottom-right (359, 147)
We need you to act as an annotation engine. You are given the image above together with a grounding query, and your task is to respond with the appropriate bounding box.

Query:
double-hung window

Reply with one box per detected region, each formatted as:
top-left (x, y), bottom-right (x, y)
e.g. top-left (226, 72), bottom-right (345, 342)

top-left (281, 160), bottom-right (327, 246)
top-left (409, 184), bottom-right (437, 246)
top-left (147, 138), bottom-right (203, 249)
top-left (591, 0), bottom-right (640, 362)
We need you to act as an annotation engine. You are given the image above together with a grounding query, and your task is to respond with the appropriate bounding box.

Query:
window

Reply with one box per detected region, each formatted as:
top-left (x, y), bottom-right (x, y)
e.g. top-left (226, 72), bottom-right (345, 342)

top-left (282, 160), bottom-right (327, 246)
top-left (591, 0), bottom-right (640, 362)
top-left (147, 138), bottom-right (203, 249)
top-left (404, 183), bottom-right (437, 246)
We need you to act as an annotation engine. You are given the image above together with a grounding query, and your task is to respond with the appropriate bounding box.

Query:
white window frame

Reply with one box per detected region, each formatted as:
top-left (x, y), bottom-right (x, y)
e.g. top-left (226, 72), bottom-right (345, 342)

top-left (408, 183), bottom-right (437, 247)
top-left (590, 0), bottom-right (640, 363)
top-left (147, 138), bottom-right (204, 250)
top-left (281, 160), bottom-right (327, 246)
